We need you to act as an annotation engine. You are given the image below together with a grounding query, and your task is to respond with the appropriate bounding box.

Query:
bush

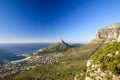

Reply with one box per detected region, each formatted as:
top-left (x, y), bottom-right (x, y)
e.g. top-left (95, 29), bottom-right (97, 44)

top-left (92, 42), bottom-right (120, 75)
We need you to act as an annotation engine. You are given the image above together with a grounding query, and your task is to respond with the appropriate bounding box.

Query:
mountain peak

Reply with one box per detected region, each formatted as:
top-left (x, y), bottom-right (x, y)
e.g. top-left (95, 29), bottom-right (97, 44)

top-left (34, 39), bottom-right (70, 55)
top-left (58, 39), bottom-right (65, 44)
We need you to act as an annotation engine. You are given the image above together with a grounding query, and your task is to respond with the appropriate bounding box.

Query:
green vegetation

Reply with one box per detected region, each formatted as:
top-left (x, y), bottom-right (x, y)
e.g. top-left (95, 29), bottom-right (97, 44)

top-left (35, 40), bottom-right (70, 55)
top-left (92, 42), bottom-right (120, 75)
top-left (6, 42), bottom-right (105, 80)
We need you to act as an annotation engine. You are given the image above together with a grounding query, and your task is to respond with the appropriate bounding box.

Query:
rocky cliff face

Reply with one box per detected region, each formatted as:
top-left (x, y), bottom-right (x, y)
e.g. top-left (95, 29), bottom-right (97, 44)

top-left (86, 24), bottom-right (120, 80)
top-left (91, 23), bottom-right (120, 43)
top-left (86, 43), bottom-right (120, 80)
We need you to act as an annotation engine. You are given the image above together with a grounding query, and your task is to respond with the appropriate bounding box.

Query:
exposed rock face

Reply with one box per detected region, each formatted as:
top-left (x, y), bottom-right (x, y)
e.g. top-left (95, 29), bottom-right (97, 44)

top-left (91, 23), bottom-right (120, 43)
top-left (86, 59), bottom-right (114, 80)
top-left (86, 41), bottom-right (120, 80)
top-left (86, 56), bottom-right (120, 80)
top-left (85, 24), bottom-right (120, 80)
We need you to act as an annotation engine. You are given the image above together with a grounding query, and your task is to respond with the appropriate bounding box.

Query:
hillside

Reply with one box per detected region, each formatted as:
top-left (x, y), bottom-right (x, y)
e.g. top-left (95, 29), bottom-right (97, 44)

top-left (86, 42), bottom-right (120, 80)
top-left (33, 39), bottom-right (70, 55)
top-left (6, 42), bottom-right (105, 80)
top-left (86, 23), bottom-right (120, 80)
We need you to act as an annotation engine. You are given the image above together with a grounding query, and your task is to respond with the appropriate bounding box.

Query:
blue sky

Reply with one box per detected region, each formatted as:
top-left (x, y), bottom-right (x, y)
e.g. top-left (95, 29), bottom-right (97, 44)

top-left (0, 0), bottom-right (120, 43)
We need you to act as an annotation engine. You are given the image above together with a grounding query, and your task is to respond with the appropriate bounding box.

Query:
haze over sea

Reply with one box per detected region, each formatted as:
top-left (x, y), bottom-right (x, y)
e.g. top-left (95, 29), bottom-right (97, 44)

top-left (0, 43), bottom-right (50, 64)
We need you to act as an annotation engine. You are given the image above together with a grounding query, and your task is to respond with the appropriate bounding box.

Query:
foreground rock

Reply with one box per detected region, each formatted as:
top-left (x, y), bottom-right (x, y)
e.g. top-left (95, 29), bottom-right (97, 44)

top-left (86, 49), bottom-right (120, 80)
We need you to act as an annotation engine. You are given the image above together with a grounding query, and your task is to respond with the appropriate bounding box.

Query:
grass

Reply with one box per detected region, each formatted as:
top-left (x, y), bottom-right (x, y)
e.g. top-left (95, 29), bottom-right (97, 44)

top-left (6, 42), bottom-right (106, 80)
top-left (91, 42), bottom-right (120, 75)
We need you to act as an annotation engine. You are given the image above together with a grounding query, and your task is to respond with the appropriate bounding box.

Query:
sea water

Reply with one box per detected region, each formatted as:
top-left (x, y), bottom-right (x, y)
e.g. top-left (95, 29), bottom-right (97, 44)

top-left (0, 43), bottom-right (50, 64)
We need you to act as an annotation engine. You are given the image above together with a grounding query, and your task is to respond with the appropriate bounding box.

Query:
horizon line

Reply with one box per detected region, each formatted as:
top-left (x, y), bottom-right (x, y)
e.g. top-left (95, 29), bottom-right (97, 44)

top-left (0, 39), bottom-right (89, 44)
top-left (0, 41), bottom-right (88, 44)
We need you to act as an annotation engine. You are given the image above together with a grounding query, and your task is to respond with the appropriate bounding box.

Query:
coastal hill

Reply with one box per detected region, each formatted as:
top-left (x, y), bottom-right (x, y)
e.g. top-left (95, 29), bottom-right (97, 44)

top-left (33, 39), bottom-right (70, 55)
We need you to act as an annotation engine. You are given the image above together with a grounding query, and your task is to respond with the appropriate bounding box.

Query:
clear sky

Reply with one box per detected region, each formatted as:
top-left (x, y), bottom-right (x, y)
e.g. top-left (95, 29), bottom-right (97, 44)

top-left (0, 0), bottom-right (120, 43)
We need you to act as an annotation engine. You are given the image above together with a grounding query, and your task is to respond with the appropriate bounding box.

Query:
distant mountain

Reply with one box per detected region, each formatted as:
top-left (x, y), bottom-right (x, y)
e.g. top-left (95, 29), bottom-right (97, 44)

top-left (33, 39), bottom-right (70, 55)
top-left (70, 43), bottom-right (85, 47)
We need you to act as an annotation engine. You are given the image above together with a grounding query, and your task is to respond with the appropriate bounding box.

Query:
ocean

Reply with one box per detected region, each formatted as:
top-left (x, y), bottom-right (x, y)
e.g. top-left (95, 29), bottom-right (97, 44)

top-left (0, 43), bottom-right (51, 64)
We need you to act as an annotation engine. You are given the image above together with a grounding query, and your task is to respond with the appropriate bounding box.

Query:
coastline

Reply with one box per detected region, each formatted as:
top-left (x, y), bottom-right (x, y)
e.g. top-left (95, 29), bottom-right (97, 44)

top-left (10, 56), bottom-right (31, 63)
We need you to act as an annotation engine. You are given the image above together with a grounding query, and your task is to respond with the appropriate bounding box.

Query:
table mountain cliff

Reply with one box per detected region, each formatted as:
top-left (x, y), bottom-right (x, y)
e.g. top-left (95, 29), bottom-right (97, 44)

top-left (91, 23), bottom-right (120, 43)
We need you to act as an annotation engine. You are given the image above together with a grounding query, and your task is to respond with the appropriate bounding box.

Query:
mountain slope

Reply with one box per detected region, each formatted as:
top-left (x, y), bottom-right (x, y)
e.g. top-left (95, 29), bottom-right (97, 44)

top-left (33, 39), bottom-right (70, 55)
top-left (86, 42), bottom-right (120, 80)
top-left (6, 41), bottom-right (104, 80)
top-left (86, 23), bottom-right (120, 80)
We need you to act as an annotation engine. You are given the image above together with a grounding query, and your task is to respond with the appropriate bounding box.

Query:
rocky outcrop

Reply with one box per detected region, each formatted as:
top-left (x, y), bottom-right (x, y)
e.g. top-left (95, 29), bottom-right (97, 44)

top-left (86, 56), bottom-right (120, 80)
top-left (91, 23), bottom-right (120, 43)
top-left (86, 42), bottom-right (120, 80)
top-left (85, 24), bottom-right (120, 80)
top-left (86, 59), bottom-right (114, 80)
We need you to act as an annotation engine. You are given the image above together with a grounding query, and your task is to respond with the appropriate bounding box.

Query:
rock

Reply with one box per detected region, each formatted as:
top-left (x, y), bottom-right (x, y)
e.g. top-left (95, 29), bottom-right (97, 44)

top-left (113, 75), bottom-right (120, 80)
top-left (85, 76), bottom-right (92, 80)
top-left (85, 24), bottom-right (120, 80)
top-left (91, 23), bottom-right (120, 43)
top-left (107, 54), bottom-right (112, 57)
top-left (86, 60), bottom-right (91, 67)
top-left (115, 51), bottom-right (119, 55)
